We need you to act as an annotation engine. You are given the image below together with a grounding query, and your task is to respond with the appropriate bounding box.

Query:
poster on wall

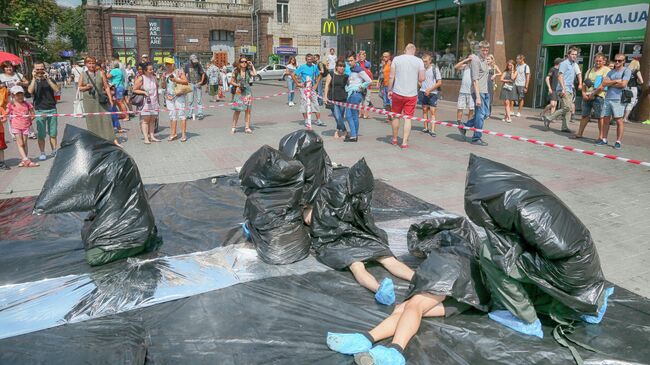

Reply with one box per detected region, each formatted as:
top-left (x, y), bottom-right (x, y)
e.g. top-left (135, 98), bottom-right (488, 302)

top-left (542, 0), bottom-right (649, 45)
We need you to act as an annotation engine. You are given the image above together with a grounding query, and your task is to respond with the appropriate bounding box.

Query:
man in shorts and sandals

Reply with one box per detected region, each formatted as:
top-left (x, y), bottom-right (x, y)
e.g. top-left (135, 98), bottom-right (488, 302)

top-left (455, 57), bottom-right (474, 127)
top-left (514, 54), bottom-right (530, 117)
top-left (542, 58), bottom-right (562, 117)
top-left (388, 44), bottom-right (425, 149)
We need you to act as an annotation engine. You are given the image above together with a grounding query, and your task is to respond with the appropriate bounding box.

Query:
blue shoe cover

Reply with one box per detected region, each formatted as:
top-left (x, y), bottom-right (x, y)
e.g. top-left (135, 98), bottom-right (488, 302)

top-left (488, 310), bottom-right (543, 338)
top-left (582, 287), bottom-right (614, 324)
top-left (327, 332), bottom-right (372, 355)
top-left (241, 222), bottom-right (251, 240)
top-left (375, 278), bottom-right (395, 305)
top-left (356, 345), bottom-right (406, 365)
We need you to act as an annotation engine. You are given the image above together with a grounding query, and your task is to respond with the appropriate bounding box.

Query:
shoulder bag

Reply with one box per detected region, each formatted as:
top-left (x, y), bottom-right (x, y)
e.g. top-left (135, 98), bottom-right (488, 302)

top-left (85, 71), bottom-right (109, 105)
top-left (174, 71), bottom-right (192, 96)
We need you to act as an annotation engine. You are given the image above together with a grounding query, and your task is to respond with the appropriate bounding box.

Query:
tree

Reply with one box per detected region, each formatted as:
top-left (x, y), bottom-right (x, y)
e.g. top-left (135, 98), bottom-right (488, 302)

top-left (2, 0), bottom-right (61, 42)
top-left (57, 6), bottom-right (87, 52)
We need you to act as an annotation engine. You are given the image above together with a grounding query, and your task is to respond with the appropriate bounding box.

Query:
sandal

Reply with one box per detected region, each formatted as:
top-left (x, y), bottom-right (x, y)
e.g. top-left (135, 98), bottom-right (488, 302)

top-left (180, 136), bottom-right (187, 142)
top-left (18, 160), bottom-right (28, 167)
top-left (245, 128), bottom-right (253, 134)
top-left (400, 144), bottom-right (409, 149)
top-left (569, 134), bottom-right (583, 139)
top-left (20, 159), bottom-right (39, 167)
top-left (391, 138), bottom-right (398, 146)
top-left (231, 127), bottom-right (237, 134)
top-left (168, 135), bottom-right (178, 141)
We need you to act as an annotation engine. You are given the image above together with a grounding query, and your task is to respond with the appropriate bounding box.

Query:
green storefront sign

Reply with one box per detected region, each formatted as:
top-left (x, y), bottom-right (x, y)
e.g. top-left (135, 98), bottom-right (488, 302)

top-left (543, 0), bottom-right (649, 45)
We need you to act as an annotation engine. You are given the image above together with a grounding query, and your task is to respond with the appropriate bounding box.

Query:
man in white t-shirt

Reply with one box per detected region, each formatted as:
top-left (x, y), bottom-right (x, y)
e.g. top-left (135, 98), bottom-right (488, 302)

top-left (454, 57), bottom-right (474, 126)
top-left (388, 43), bottom-right (425, 149)
top-left (514, 54), bottom-right (530, 117)
top-left (327, 48), bottom-right (337, 74)
top-left (418, 53), bottom-right (442, 136)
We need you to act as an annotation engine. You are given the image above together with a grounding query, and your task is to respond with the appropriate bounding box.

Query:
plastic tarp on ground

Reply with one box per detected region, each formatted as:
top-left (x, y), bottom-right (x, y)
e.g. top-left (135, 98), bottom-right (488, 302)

top-left (1, 164), bottom-right (649, 364)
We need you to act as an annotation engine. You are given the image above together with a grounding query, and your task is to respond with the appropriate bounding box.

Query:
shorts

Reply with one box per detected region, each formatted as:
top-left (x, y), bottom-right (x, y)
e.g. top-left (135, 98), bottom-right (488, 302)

top-left (35, 109), bottom-right (58, 139)
top-left (602, 99), bottom-right (625, 119)
top-left (391, 93), bottom-right (417, 117)
top-left (11, 126), bottom-right (30, 136)
top-left (457, 93), bottom-right (475, 110)
top-left (581, 97), bottom-right (603, 118)
top-left (209, 84), bottom-right (219, 96)
top-left (0, 126), bottom-right (6, 150)
top-left (418, 91), bottom-right (439, 107)
top-left (166, 95), bottom-right (187, 120)
top-left (515, 85), bottom-right (526, 100)
top-left (115, 86), bottom-right (125, 100)
top-left (300, 88), bottom-right (320, 114)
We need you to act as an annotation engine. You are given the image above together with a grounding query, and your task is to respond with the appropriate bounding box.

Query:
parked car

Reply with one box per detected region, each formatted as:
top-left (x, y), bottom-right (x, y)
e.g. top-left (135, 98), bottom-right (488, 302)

top-left (254, 64), bottom-right (288, 81)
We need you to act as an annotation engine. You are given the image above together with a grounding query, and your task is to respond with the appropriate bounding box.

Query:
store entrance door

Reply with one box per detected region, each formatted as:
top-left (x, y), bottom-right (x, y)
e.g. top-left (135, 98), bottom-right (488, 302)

top-left (535, 45), bottom-right (565, 108)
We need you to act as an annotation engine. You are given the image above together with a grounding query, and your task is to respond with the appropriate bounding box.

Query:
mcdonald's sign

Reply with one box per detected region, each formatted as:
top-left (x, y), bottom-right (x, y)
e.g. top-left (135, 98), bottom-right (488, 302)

top-left (321, 19), bottom-right (337, 36)
top-left (340, 24), bottom-right (354, 35)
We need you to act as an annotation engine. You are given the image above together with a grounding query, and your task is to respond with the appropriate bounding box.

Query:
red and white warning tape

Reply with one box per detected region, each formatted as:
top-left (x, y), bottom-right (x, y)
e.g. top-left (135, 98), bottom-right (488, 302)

top-left (320, 96), bottom-right (650, 168)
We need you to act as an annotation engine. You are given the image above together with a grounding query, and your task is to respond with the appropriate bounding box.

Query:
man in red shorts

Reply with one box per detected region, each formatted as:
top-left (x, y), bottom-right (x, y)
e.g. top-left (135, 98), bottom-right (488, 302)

top-left (388, 43), bottom-right (425, 149)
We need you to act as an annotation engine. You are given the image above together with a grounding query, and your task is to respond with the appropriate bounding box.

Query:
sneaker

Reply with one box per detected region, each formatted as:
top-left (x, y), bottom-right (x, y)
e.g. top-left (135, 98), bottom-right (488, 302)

top-left (314, 120), bottom-right (326, 127)
top-left (288, 101), bottom-right (295, 107)
top-left (614, 141), bottom-right (622, 149)
top-left (197, 114), bottom-right (205, 120)
top-left (595, 139), bottom-right (608, 146)
top-left (515, 112), bottom-right (521, 117)
top-left (560, 128), bottom-right (572, 133)
top-left (430, 131), bottom-right (437, 137)
top-left (458, 122), bottom-right (467, 139)
top-left (471, 139), bottom-right (488, 146)
top-left (28, 132), bottom-right (37, 139)
top-left (542, 116), bottom-right (551, 129)
top-left (0, 162), bottom-right (9, 170)
top-left (39, 153), bottom-right (47, 161)
top-left (354, 346), bottom-right (406, 365)
top-left (50, 149), bottom-right (57, 158)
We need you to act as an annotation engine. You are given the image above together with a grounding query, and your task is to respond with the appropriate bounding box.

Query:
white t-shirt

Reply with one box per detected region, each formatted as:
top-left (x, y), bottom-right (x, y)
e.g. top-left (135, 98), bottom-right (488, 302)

top-left (327, 54), bottom-right (337, 70)
top-left (515, 63), bottom-right (530, 86)
top-left (420, 65), bottom-right (441, 94)
top-left (459, 65), bottom-right (472, 94)
top-left (0, 73), bottom-right (23, 89)
top-left (391, 54), bottom-right (425, 97)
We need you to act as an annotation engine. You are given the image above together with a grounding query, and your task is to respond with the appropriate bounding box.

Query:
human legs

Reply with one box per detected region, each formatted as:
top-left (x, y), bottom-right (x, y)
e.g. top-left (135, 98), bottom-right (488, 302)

top-left (422, 105), bottom-right (430, 131)
top-left (546, 92), bottom-right (572, 130)
top-left (345, 92), bottom-right (362, 139)
top-left (141, 116), bottom-right (152, 143)
top-left (148, 115), bottom-right (160, 141)
top-left (333, 104), bottom-right (347, 137)
top-left (195, 86), bottom-right (204, 117)
top-left (377, 256), bottom-right (414, 281)
top-left (15, 133), bottom-right (29, 160)
top-left (466, 93), bottom-right (489, 142)
top-left (232, 110), bottom-right (241, 131)
top-left (244, 108), bottom-right (252, 131)
top-left (349, 261), bottom-right (380, 292)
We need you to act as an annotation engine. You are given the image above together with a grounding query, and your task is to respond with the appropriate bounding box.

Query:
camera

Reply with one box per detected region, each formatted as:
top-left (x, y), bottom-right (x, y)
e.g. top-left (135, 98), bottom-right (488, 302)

top-left (89, 88), bottom-right (96, 97)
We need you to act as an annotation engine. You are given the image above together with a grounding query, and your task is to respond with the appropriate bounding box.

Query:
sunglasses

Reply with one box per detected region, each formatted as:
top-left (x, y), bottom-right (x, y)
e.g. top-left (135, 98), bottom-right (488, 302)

top-left (615, 59), bottom-right (625, 63)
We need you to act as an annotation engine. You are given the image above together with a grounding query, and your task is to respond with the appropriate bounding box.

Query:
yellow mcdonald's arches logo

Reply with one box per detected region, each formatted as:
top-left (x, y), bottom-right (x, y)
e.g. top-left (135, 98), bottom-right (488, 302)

top-left (340, 25), bottom-right (354, 35)
top-left (322, 19), bottom-right (337, 35)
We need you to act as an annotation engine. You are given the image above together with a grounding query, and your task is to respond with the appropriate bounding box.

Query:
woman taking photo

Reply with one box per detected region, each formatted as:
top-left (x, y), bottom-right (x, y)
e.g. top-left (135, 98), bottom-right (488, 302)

top-left (78, 56), bottom-right (119, 146)
top-left (499, 60), bottom-right (518, 123)
top-left (323, 60), bottom-right (348, 139)
top-left (133, 63), bottom-right (161, 144)
top-left (161, 57), bottom-right (189, 142)
top-left (285, 56), bottom-right (297, 106)
top-left (229, 57), bottom-right (257, 134)
top-left (344, 52), bottom-right (371, 142)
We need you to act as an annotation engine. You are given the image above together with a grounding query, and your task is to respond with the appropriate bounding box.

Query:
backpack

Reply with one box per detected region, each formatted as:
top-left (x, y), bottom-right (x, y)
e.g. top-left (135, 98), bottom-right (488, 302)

top-left (358, 61), bottom-right (373, 80)
top-left (628, 69), bottom-right (639, 88)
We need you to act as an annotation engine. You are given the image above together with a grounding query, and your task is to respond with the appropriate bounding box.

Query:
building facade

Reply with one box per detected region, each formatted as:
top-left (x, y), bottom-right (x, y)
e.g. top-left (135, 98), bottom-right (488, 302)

top-left (255, 0), bottom-right (322, 64)
top-left (335, 0), bottom-right (650, 115)
top-left (0, 23), bottom-right (38, 73)
top-left (84, 0), bottom-right (272, 67)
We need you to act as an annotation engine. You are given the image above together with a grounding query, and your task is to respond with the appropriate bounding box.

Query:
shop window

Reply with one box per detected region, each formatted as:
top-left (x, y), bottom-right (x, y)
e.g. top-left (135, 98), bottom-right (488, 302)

top-left (396, 15), bottom-right (414, 52)
top-left (210, 30), bottom-right (234, 42)
top-left (415, 12), bottom-right (436, 56)
top-left (277, 0), bottom-right (289, 24)
top-left (149, 18), bottom-right (174, 65)
top-left (111, 16), bottom-right (137, 65)
top-left (459, 2), bottom-right (486, 59)
top-left (380, 19), bottom-right (395, 56)
top-left (436, 7), bottom-right (459, 79)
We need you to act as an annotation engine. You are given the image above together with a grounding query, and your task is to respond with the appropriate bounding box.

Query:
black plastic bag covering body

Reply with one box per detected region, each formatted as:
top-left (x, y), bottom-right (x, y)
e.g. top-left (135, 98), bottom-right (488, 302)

top-left (240, 145), bottom-right (310, 264)
top-left (406, 212), bottom-right (491, 311)
top-left (278, 130), bottom-right (333, 205)
top-left (33, 125), bottom-right (160, 266)
top-left (464, 154), bottom-right (606, 317)
top-left (310, 158), bottom-right (393, 270)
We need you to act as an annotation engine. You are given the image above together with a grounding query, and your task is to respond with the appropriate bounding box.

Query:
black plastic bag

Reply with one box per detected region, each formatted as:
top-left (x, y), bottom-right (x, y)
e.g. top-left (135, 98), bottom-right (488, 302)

top-left (278, 130), bottom-right (332, 204)
top-left (464, 154), bottom-right (606, 319)
top-left (310, 158), bottom-right (392, 270)
top-left (33, 125), bottom-right (160, 266)
top-left (406, 212), bottom-right (491, 311)
top-left (240, 145), bottom-right (310, 264)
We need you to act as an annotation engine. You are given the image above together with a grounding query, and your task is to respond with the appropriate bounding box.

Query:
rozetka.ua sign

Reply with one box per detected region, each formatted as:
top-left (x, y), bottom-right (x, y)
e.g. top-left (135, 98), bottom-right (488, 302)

top-left (543, 0), bottom-right (649, 45)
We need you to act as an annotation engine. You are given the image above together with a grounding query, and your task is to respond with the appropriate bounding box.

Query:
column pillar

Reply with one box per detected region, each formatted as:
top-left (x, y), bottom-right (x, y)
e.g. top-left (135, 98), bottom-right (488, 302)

top-left (634, 22), bottom-right (650, 121)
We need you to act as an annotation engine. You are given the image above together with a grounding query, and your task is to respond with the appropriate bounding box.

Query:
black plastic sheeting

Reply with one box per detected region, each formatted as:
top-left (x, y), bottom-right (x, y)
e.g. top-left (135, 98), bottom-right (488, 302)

top-left (278, 129), bottom-right (333, 205)
top-left (465, 154), bottom-right (606, 322)
top-left (1, 153), bottom-right (649, 364)
top-left (33, 125), bottom-right (160, 266)
top-left (310, 158), bottom-right (393, 270)
top-left (240, 145), bottom-right (311, 265)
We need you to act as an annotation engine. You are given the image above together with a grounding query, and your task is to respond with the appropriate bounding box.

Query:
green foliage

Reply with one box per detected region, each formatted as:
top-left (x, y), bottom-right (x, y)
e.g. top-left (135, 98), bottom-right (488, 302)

top-left (57, 6), bottom-right (87, 52)
top-left (42, 38), bottom-right (73, 63)
top-left (3, 0), bottom-right (61, 42)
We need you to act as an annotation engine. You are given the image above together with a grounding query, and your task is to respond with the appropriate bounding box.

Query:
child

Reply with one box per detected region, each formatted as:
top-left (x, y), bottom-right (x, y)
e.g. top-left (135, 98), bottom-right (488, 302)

top-left (418, 53), bottom-right (442, 136)
top-left (7, 86), bottom-right (39, 167)
top-left (0, 105), bottom-right (8, 170)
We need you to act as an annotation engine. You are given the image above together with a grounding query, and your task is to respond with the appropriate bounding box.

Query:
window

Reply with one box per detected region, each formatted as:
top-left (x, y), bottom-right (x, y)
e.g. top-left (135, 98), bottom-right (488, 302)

top-left (436, 7), bottom-right (459, 79)
top-left (111, 16), bottom-right (137, 65)
top-left (380, 19), bottom-right (395, 56)
top-left (279, 37), bottom-right (293, 46)
top-left (275, 65), bottom-right (286, 70)
top-left (459, 2), bottom-right (486, 59)
top-left (277, 0), bottom-right (289, 24)
top-left (210, 30), bottom-right (234, 42)
top-left (396, 15), bottom-right (414, 52)
top-left (148, 18), bottom-right (174, 65)
top-left (415, 12), bottom-right (435, 56)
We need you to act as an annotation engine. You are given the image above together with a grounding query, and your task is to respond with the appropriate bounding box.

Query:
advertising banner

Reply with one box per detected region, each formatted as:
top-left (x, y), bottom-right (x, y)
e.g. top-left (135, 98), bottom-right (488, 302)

top-left (543, 0), bottom-right (649, 44)
top-left (321, 19), bottom-right (337, 36)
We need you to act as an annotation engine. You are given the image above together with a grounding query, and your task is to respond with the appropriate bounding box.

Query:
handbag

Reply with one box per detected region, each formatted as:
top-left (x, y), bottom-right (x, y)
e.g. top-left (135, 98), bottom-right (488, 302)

top-left (85, 71), bottom-right (109, 105)
top-left (621, 89), bottom-right (633, 104)
top-left (73, 88), bottom-right (84, 117)
top-left (503, 83), bottom-right (513, 91)
top-left (175, 82), bottom-right (192, 96)
top-left (131, 93), bottom-right (144, 107)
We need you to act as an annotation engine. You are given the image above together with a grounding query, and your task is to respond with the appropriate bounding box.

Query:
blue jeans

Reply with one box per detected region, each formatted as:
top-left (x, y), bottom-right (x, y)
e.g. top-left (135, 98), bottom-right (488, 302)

top-left (464, 92), bottom-right (490, 141)
top-left (345, 92), bottom-right (363, 138)
top-left (110, 105), bottom-right (121, 130)
top-left (287, 77), bottom-right (295, 103)
top-left (333, 104), bottom-right (347, 133)
top-left (186, 84), bottom-right (204, 118)
top-left (317, 79), bottom-right (324, 105)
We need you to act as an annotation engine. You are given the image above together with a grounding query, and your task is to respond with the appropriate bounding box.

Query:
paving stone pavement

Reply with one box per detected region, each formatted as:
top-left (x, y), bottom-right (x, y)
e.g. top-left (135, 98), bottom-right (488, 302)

top-left (2, 81), bottom-right (650, 298)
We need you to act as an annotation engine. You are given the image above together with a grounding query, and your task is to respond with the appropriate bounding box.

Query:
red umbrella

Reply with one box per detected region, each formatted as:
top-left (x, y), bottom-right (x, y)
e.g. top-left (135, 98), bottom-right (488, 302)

top-left (0, 52), bottom-right (23, 65)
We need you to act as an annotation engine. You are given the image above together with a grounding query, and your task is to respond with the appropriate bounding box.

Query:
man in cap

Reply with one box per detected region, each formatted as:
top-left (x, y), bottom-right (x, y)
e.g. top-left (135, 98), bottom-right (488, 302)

top-left (184, 54), bottom-right (206, 120)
